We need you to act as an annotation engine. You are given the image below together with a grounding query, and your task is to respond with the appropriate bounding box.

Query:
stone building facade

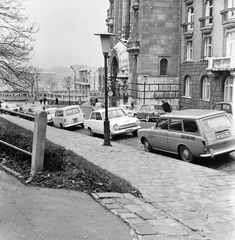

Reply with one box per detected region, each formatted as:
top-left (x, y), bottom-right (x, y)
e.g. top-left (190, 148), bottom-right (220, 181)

top-left (180, 0), bottom-right (234, 109)
top-left (106, 0), bottom-right (180, 108)
top-left (106, 0), bottom-right (235, 109)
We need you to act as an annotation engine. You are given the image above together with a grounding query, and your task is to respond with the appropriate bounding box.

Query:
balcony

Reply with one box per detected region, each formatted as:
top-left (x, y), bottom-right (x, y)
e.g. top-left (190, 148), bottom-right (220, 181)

top-left (199, 16), bottom-right (213, 34)
top-left (207, 57), bottom-right (235, 72)
top-left (182, 22), bottom-right (194, 38)
top-left (220, 8), bottom-right (235, 29)
top-left (184, 0), bottom-right (193, 5)
top-left (126, 40), bottom-right (140, 56)
top-left (106, 17), bottom-right (114, 27)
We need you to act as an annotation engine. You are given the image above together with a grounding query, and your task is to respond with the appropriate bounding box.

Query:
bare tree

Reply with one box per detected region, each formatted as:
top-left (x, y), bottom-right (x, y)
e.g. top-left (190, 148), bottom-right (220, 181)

top-left (62, 76), bottom-right (72, 90)
top-left (0, 0), bottom-right (38, 89)
top-left (44, 77), bottom-right (57, 92)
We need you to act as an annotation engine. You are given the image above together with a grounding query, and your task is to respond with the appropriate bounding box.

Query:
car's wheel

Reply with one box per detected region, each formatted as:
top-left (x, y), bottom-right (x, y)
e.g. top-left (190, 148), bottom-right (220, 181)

top-left (60, 123), bottom-right (64, 129)
top-left (143, 138), bottom-right (152, 152)
top-left (80, 123), bottom-right (84, 128)
top-left (179, 145), bottom-right (194, 163)
top-left (51, 121), bottom-right (54, 126)
top-left (145, 115), bottom-right (150, 122)
top-left (132, 131), bottom-right (138, 137)
top-left (89, 128), bottom-right (94, 136)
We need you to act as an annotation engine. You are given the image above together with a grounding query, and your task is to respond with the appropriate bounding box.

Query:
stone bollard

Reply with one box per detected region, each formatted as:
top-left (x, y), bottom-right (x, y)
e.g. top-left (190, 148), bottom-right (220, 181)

top-left (31, 111), bottom-right (47, 176)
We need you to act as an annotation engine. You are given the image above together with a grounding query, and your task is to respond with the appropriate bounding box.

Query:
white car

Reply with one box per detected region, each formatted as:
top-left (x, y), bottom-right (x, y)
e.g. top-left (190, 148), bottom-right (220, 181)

top-left (46, 107), bottom-right (58, 124)
top-left (52, 105), bottom-right (85, 129)
top-left (120, 104), bottom-right (135, 117)
top-left (84, 107), bottom-right (141, 140)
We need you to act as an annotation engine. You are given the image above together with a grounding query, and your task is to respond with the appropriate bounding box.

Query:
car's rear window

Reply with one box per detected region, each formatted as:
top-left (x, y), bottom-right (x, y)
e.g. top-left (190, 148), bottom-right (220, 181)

top-left (202, 115), bottom-right (233, 133)
top-left (66, 108), bottom-right (80, 116)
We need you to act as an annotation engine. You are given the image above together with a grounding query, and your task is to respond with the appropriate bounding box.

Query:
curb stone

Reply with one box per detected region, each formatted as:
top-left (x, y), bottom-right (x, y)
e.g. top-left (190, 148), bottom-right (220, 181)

top-left (91, 193), bottom-right (206, 240)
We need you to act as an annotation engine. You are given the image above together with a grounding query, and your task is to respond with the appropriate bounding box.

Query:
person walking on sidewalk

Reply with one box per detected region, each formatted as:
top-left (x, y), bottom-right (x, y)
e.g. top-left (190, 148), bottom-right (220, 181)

top-left (161, 100), bottom-right (171, 113)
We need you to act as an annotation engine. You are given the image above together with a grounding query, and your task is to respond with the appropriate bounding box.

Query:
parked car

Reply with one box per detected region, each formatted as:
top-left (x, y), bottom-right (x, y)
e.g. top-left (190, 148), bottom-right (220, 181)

top-left (138, 109), bottom-right (235, 163)
top-left (134, 104), bottom-right (165, 121)
top-left (52, 105), bottom-right (85, 129)
top-left (1, 103), bottom-right (19, 111)
top-left (26, 106), bottom-right (46, 116)
top-left (84, 107), bottom-right (141, 140)
top-left (120, 104), bottom-right (135, 117)
top-left (18, 105), bottom-right (35, 114)
top-left (212, 101), bottom-right (233, 115)
top-left (45, 107), bottom-right (58, 124)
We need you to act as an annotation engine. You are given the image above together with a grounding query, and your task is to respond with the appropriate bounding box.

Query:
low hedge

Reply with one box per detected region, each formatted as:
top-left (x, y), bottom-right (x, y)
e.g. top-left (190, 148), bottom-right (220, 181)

top-left (0, 117), bottom-right (142, 197)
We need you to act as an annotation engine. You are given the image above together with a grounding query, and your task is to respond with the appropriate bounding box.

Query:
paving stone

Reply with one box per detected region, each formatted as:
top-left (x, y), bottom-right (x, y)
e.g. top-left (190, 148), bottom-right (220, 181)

top-left (132, 223), bottom-right (157, 235)
top-left (95, 192), bottom-right (123, 199)
top-left (125, 204), bottom-right (144, 213)
top-left (104, 203), bottom-right (121, 209)
top-left (136, 211), bottom-right (156, 220)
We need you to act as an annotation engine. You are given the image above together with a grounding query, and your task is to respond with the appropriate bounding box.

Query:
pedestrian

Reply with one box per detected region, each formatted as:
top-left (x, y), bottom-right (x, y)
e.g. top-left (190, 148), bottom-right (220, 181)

top-left (55, 98), bottom-right (58, 105)
top-left (161, 100), bottom-right (171, 113)
top-left (43, 97), bottom-right (47, 105)
top-left (39, 98), bottom-right (43, 104)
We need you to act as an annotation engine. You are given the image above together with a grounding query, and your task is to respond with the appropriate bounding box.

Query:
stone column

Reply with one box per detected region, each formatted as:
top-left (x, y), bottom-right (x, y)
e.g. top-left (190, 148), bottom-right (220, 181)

top-left (122, 0), bottom-right (130, 39)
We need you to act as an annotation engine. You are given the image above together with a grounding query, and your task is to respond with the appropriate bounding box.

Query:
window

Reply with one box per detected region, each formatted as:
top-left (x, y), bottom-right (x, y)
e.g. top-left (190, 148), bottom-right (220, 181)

top-left (160, 59), bottom-right (168, 75)
top-left (156, 118), bottom-right (168, 130)
top-left (169, 119), bottom-right (182, 131)
top-left (183, 120), bottom-right (198, 133)
top-left (205, 0), bottom-right (213, 24)
top-left (185, 76), bottom-right (192, 97)
top-left (228, 0), bottom-right (235, 8)
top-left (224, 77), bottom-right (234, 101)
top-left (186, 40), bottom-right (193, 60)
top-left (66, 108), bottom-right (80, 116)
top-left (226, 31), bottom-right (235, 57)
top-left (96, 112), bottom-right (102, 120)
top-left (187, 6), bottom-right (194, 30)
top-left (202, 76), bottom-right (210, 100)
top-left (90, 112), bottom-right (96, 119)
top-left (204, 37), bottom-right (212, 58)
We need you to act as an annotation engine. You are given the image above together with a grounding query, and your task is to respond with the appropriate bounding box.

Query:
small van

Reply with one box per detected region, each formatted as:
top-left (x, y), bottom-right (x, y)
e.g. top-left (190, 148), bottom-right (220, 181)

top-left (52, 105), bottom-right (85, 129)
top-left (138, 109), bottom-right (235, 163)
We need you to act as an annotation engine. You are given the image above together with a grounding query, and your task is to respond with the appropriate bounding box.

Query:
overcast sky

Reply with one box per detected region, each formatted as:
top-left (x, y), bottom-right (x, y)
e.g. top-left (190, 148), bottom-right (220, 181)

top-left (24, 0), bottom-right (109, 69)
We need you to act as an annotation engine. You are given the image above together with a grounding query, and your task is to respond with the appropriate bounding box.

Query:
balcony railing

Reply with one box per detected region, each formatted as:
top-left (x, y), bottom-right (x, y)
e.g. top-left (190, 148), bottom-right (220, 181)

top-left (182, 22), bottom-right (194, 38)
top-left (220, 8), bottom-right (235, 28)
top-left (207, 56), bottom-right (235, 71)
top-left (199, 16), bottom-right (213, 34)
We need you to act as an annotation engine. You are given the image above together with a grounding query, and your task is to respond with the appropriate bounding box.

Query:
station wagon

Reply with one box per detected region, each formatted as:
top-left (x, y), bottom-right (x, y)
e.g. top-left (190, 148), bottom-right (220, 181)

top-left (52, 105), bottom-right (85, 129)
top-left (138, 109), bottom-right (235, 163)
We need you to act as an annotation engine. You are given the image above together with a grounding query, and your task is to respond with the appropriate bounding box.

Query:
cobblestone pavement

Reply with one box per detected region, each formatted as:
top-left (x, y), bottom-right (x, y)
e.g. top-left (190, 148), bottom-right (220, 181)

top-left (2, 114), bottom-right (235, 240)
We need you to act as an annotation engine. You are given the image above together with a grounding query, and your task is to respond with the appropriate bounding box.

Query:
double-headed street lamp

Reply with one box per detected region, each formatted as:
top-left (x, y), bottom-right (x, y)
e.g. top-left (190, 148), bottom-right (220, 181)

top-left (94, 32), bottom-right (114, 146)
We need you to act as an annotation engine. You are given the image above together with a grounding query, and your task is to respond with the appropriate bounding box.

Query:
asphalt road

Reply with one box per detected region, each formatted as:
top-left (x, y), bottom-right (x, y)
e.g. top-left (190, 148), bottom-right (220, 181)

top-left (71, 121), bottom-right (235, 175)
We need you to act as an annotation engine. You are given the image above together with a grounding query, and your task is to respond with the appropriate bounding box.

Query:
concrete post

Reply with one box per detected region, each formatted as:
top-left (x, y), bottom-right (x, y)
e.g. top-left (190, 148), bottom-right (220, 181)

top-left (31, 111), bottom-right (47, 176)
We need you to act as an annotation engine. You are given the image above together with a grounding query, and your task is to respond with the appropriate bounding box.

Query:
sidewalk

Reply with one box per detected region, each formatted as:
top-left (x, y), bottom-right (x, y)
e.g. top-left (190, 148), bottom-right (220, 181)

top-left (1, 114), bottom-right (235, 240)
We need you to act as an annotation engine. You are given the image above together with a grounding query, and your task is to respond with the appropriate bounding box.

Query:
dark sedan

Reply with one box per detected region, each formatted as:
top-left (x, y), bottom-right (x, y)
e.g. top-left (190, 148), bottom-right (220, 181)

top-left (134, 104), bottom-right (165, 122)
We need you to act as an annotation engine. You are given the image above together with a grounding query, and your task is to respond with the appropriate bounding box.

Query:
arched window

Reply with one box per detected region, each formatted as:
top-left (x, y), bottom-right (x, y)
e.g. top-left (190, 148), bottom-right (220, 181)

top-left (185, 76), bottom-right (192, 97)
top-left (224, 76), bottom-right (234, 101)
top-left (160, 59), bottom-right (168, 75)
top-left (202, 76), bottom-right (210, 100)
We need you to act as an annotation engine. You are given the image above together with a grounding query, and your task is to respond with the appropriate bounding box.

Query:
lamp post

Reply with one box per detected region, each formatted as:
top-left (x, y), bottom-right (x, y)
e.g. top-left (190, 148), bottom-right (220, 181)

top-left (67, 83), bottom-right (71, 106)
top-left (94, 32), bottom-right (114, 146)
top-left (143, 75), bottom-right (148, 105)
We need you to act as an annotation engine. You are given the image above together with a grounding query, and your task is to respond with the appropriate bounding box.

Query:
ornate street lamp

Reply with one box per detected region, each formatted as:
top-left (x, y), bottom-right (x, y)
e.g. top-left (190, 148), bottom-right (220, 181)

top-left (94, 32), bottom-right (114, 146)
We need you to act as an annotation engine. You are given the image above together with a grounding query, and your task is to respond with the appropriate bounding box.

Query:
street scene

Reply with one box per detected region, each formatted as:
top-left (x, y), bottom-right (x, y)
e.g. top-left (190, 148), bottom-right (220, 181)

top-left (1, 0), bottom-right (235, 239)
